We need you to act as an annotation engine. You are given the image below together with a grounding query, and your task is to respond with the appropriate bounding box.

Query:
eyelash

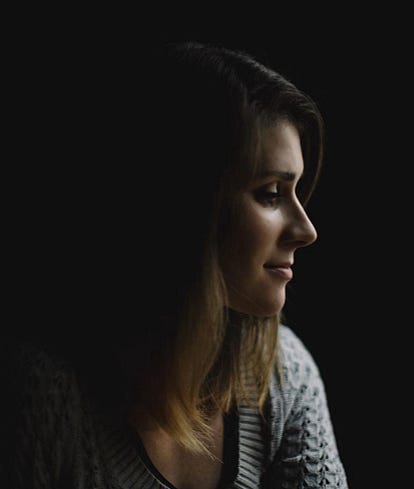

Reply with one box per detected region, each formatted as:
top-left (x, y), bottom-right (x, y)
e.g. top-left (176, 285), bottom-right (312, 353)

top-left (255, 188), bottom-right (282, 206)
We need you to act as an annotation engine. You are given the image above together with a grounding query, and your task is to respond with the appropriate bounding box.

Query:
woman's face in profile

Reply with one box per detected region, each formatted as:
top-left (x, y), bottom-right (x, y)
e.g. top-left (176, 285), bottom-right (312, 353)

top-left (220, 121), bottom-right (317, 318)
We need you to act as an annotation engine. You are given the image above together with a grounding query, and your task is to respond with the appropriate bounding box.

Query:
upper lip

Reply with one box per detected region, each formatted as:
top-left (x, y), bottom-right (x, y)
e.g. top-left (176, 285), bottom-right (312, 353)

top-left (264, 261), bottom-right (293, 268)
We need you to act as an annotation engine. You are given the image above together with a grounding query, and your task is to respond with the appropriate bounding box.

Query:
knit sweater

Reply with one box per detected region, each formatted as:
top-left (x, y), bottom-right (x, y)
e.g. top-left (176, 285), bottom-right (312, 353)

top-left (0, 325), bottom-right (348, 488)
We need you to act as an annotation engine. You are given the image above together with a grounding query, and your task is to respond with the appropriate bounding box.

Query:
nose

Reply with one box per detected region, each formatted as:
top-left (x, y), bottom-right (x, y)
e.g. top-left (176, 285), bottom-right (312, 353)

top-left (282, 199), bottom-right (318, 248)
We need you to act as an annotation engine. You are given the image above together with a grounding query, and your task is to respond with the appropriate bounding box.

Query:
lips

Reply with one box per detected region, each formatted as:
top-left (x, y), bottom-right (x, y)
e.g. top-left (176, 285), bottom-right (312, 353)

top-left (263, 262), bottom-right (293, 280)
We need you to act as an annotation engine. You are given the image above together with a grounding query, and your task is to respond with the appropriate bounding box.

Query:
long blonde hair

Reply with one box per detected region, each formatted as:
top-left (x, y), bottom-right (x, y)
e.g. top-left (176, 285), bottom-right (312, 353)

top-left (130, 247), bottom-right (280, 455)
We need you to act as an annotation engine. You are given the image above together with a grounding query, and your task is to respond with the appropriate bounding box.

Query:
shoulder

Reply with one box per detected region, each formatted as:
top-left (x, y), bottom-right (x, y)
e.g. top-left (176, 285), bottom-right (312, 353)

top-left (264, 326), bottom-right (349, 487)
top-left (0, 338), bottom-right (85, 486)
top-left (278, 323), bottom-right (321, 387)
top-left (2, 337), bottom-right (81, 423)
top-left (274, 324), bottom-right (328, 421)
top-left (8, 338), bottom-right (76, 384)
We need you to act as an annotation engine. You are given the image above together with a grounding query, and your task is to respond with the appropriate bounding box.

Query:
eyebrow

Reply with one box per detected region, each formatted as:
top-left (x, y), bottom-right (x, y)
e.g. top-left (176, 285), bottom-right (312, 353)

top-left (257, 170), bottom-right (299, 181)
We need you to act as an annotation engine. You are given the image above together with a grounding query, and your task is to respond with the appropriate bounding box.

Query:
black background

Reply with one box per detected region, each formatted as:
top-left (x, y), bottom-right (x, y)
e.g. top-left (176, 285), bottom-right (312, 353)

top-left (4, 11), bottom-right (410, 488)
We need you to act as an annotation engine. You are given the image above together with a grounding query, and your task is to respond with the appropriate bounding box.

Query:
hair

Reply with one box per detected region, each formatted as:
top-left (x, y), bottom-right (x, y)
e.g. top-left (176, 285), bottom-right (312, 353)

top-left (117, 41), bottom-right (325, 455)
top-left (33, 41), bottom-right (324, 457)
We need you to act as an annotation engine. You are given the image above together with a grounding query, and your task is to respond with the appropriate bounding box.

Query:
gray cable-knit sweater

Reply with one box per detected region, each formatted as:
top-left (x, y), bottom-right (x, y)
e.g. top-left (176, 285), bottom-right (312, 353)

top-left (1, 325), bottom-right (348, 488)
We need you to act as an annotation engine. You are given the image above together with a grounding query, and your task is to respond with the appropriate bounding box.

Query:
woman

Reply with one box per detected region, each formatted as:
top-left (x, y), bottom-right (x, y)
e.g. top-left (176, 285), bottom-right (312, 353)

top-left (2, 42), bottom-right (348, 488)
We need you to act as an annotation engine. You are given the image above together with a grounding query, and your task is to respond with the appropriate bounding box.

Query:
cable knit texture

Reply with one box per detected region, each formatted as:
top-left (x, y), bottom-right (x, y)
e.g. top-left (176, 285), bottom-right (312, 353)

top-left (263, 326), bottom-right (348, 488)
top-left (1, 325), bottom-right (348, 488)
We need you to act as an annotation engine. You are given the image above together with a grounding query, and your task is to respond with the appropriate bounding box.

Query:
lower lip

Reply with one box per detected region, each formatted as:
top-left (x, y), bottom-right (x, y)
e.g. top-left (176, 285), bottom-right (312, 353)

top-left (264, 267), bottom-right (293, 280)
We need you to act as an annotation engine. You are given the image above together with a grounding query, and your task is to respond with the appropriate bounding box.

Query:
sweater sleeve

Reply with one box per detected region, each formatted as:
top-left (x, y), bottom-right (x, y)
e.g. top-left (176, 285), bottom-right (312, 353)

top-left (1, 340), bottom-right (80, 489)
top-left (265, 325), bottom-right (348, 488)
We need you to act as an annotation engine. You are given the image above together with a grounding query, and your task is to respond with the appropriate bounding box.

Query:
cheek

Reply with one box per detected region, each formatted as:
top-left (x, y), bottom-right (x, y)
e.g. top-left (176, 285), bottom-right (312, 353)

top-left (251, 215), bottom-right (278, 242)
top-left (242, 205), bottom-right (280, 247)
top-left (224, 208), bottom-right (280, 266)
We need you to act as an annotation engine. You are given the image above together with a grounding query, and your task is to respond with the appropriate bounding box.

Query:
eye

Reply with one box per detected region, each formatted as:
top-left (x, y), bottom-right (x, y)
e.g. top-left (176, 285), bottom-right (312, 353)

top-left (254, 183), bottom-right (282, 206)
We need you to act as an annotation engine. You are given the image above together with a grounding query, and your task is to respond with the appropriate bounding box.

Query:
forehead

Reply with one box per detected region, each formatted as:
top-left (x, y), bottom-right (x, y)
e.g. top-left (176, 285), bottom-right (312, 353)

top-left (259, 121), bottom-right (304, 178)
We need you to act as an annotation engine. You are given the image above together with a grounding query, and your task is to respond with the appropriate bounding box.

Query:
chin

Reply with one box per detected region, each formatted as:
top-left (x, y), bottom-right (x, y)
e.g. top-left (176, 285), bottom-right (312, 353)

top-left (254, 293), bottom-right (285, 318)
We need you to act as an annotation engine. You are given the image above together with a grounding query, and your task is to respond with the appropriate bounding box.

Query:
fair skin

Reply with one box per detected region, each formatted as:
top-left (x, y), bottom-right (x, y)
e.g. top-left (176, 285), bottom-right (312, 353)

top-left (221, 120), bottom-right (317, 317)
top-left (139, 121), bottom-right (317, 489)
